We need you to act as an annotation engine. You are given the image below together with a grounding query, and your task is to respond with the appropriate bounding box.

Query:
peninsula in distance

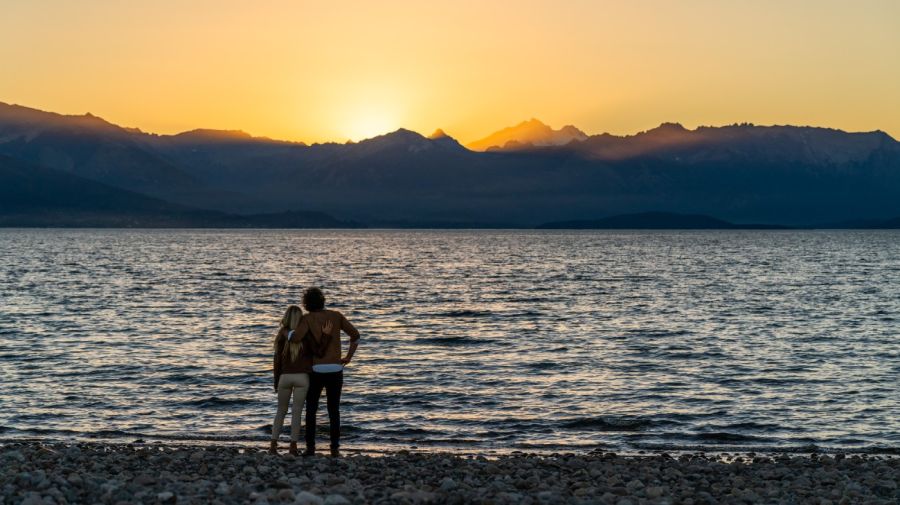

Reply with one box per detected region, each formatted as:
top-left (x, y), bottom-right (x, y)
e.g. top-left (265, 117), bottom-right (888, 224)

top-left (2, 101), bottom-right (899, 229)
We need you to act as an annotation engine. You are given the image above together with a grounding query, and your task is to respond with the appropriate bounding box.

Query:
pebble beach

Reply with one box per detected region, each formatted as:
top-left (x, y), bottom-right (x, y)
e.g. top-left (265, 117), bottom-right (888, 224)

top-left (2, 442), bottom-right (898, 504)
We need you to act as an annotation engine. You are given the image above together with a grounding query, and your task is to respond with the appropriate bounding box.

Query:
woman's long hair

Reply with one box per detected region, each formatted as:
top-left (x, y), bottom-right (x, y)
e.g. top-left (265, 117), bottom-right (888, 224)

top-left (275, 305), bottom-right (303, 361)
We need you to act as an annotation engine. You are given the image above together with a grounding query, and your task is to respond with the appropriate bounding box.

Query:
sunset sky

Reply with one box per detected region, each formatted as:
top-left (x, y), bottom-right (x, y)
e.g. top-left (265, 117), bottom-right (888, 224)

top-left (2, 0), bottom-right (898, 143)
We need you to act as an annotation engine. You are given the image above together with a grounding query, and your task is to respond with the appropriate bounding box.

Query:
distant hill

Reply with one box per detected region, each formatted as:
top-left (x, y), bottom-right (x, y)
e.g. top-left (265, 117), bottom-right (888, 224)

top-left (2, 101), bottom-right (900, 227)
top-left (0, 102), bottom-right (199, 199)
top-left (537, 212), bottom-right (792, 230)
top-left (0, 154), bottom-right (360, 228)
top-left (0, 153), bottom-right (218, 227)
top-left (237, 211), bottom-right (364, 228)
top-left (549, 122), bottom-right (894, 166)
top-left (153, 128), bottom-right (303, 146)
top-left (467, 118), bottom-right (588, 151)
top-left (823, 217), bottom-right (900, 229)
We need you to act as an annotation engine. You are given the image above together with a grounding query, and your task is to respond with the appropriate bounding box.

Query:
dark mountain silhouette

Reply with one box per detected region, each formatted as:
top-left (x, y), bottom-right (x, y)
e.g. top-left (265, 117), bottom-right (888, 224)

top-left (823, 217), bottom-right (900, 229)
top-left (537, 212), bottom-right (792, 229)
top-left (536, 122), bottom-right (895, 166)
top-left (151, 120), bottom-right (900, 225)
top-left (0, 102), bottom-right (199, 199)
top-left (237, 211), bottom-right (364, 228)
top-left (1, 102), bottom-right (899, 227)
top-left (865, 217), bottom-right (900, 229)
top-left (0, 153), bottom-right (218, 226)
top-left (0, 154), bottom-right (360, 228)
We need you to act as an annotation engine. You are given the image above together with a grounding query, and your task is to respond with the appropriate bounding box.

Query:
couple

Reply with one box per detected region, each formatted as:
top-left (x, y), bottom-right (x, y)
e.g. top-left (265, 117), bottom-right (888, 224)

top-left (270, 287), bottom-right (360, 457)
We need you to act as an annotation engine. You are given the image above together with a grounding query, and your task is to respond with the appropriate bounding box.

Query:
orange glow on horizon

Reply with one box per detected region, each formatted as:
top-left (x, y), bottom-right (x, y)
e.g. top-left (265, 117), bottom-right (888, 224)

top-left (1, 1), bottom-right (898, 144)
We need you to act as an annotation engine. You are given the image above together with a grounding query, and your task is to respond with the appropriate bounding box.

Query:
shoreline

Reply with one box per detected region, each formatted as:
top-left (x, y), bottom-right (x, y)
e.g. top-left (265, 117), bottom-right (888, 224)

top-left (3, 435), bottom-right (899, 459)
top-left (3, 441), bottom-right (898, 504)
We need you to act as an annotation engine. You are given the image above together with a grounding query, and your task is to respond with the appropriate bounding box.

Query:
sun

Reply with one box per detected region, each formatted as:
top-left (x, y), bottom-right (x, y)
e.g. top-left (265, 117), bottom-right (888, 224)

top-left (326, 79), bottom-right (412, 141)
top-left (345, 114), bottom-right (397, 142)
top-left (342, 103), bottom-right (400, 142)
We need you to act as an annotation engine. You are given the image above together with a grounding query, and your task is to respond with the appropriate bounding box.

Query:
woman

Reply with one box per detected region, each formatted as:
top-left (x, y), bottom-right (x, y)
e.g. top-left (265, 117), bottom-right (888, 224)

top-left (270, 305), bottom-right (331, 455)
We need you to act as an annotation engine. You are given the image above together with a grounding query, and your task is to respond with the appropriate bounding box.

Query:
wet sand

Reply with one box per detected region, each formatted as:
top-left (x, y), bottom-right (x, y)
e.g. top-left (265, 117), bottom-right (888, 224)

top-left (1, 442), bottom-right (898, 504)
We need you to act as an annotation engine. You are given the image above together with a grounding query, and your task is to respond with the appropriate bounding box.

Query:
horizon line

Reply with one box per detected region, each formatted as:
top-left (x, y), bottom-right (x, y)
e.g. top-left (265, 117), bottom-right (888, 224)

top-left (1, 99), bottom-right (896, 146)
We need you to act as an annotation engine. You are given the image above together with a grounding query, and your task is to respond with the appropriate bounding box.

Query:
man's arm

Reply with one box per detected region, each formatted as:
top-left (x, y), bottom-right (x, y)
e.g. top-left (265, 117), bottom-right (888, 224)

top-left (343, 340), bottom-right (359, 365)
top-left (303, 319), bottom-right (333, 358)
top-left (340, 313), bottom-right (360, 364)
top-left (292, 317), bottom-right (309, 340)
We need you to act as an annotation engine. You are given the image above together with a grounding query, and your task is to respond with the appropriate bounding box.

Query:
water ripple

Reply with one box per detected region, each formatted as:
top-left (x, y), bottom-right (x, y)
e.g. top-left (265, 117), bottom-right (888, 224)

top-left (1, 229), bottom-right (899, 453)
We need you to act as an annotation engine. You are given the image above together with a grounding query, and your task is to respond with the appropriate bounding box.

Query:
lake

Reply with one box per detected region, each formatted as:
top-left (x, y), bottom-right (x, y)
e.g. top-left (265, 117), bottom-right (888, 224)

top-left (1, 229), bottom-right (898, 454)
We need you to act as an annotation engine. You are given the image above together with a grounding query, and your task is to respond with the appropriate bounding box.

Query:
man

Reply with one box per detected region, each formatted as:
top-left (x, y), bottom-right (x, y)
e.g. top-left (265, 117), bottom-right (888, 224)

top-left (294, 287), bottom-right (359, 457)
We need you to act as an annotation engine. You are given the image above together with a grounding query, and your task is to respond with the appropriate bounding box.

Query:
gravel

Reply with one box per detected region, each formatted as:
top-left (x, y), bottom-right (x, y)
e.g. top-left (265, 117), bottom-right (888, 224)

top-left (1, 442), bottom-right (898, 504)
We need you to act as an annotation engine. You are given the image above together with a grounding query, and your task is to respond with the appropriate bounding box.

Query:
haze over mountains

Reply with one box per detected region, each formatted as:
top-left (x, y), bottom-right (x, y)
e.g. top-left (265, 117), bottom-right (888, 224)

top-left (1, 101), bottom-right (899, 228)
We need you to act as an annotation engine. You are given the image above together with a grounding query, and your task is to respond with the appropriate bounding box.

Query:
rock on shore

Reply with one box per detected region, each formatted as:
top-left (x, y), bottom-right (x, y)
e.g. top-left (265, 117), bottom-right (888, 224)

top-left (1, 442), bottom-right (898, 504)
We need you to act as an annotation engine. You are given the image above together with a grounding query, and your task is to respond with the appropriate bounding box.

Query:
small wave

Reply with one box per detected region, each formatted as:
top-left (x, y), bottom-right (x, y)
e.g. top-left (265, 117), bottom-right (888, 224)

top-left (526, 361), bottom-right (559, 370)
top-left (364, 427), bottom-right (436, 437)
top-left (632, 441), bottom-right (900, 455)
top-left (863, 446), bottom-right (900, 455)
top-left (626, 329), bottom-right (692, 338)
top-left (657, 351), bottom-right (719, 360)
top-left (419, 336), bottom-right (493, 346)
top-left (2, 426), bottom-right (138, 438)
top-left (716, 421), bottom-right (783, 432)
top-left (257, 424), bottom-right (364, 435)
top-left (436, 310), bottom-right (493, 318)
top-left (180, 397), bottom-right (257, 408)
top-left (750, 377), bottom-right (792, 385)
top-left (164, 373), bottom-right (201, 383)
top-left (85, 429), bottom-right (146, 439)
top-left (692, 432), bottom-right (766, 442)
top-left (562, 417), bottom-right (653, 431)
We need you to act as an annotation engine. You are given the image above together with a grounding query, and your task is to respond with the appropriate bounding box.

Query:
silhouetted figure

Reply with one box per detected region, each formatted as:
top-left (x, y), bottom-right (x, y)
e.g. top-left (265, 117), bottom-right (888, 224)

top-left (270, 305), bottom-right (329, 456)
top-left (294, 287), bottom-right (360, 457)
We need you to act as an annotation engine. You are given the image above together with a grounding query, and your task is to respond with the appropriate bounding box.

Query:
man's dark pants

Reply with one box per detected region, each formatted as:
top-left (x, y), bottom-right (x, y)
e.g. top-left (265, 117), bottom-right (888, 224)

top-left (305, 371), bottom-right (343, 451)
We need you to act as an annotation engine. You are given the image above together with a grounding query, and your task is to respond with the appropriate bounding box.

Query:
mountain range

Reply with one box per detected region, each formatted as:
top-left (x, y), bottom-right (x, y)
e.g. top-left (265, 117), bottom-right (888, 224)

top-left (1, 101), bottom-right (899, 228)
top-left (0, 154), bottom-right (361, 228)
top-left (466, 118), bottom-right (588, 151)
